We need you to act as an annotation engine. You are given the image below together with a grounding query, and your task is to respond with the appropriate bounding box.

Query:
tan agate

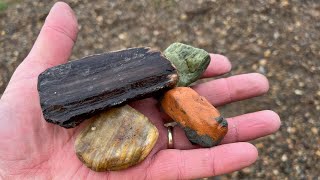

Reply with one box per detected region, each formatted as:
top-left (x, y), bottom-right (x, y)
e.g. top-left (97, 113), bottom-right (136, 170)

top-left (75, 105), bottom-right (159, 171)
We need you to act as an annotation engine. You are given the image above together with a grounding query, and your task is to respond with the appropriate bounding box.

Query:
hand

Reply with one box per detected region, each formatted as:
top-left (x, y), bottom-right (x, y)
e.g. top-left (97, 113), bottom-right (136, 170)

top-left (0, 2), bottom-right (280, 179)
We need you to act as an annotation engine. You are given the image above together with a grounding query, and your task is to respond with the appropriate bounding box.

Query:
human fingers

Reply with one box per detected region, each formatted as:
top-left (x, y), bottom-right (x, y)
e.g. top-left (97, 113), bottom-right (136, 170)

top-left (10, 2), bottom-right (78, 82)
top-left (147, 142), bottom-right (258, 179)
top-left (201, 54), bottom-right (232, 78)
top-left (220, 110), bottom-right (280, 144)
top-left (0, 2), bottom-right (78, 123)
top-left (1, 1), bottom-right (78, 104)
top-left (193, 73), bottom-right (269, 106)
top-left (173, 110), bottom-right (281, 149)
top-left (159, 73), bottom-right (269, 123)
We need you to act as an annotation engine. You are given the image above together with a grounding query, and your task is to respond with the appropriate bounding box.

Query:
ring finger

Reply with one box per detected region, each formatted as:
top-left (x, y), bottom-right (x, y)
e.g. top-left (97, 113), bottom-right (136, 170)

top-left (172, 110), bottom-right (281, 149)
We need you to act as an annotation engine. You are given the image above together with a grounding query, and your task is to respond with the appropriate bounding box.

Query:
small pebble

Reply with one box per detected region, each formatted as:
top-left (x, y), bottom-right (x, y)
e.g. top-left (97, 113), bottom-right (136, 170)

top-left (281, 154), bottom-right (288, 161)
top-left (311, 127), bottom-right (318, 134)
top-left (287, 127), bottom-right (296, 133)
top-left (264, 50), bottom-right (271, 58)
top-left (118, 32), bottom-right (128, 40)
top-left (259, 59), bottom-right (267, 66)
top-left (294, 89), bottom-right (303, 95)
top-left (164, 42), bottom-right (210, 86)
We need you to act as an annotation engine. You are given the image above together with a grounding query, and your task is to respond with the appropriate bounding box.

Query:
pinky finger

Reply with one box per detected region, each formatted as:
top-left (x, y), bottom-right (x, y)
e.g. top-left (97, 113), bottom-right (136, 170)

top-left (147, 142), bottom-right (258, 180)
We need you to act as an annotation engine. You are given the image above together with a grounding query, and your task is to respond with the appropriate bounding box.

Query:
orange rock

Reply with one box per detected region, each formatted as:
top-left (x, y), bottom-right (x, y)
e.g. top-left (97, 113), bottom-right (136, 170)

top-left (161, 87), bottom-right (228, 147)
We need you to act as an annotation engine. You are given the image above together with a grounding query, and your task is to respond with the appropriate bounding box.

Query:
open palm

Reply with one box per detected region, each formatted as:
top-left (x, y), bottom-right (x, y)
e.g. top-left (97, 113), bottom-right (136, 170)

top-left (0, 2), bottom-right (280, 180)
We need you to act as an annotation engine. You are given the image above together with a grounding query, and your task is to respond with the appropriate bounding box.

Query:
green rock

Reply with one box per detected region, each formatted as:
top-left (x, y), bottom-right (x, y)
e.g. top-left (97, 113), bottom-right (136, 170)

top-left (164, 42), bottom-right (210, 86)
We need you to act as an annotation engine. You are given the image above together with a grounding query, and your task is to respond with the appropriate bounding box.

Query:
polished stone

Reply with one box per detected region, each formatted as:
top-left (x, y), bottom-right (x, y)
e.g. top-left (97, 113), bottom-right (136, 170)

top-left (161, 87), bottom-right (228, 147)
top-left (164, 42), bottom-right (210, 86)
top-left (75, 105), bottom-right (159, 171)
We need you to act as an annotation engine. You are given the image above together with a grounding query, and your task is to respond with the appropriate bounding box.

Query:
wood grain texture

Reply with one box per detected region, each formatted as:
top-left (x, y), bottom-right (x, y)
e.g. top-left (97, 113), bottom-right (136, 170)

top-left (75, 105), bottom-right (159, 171)
top-left (38, 47), bottom-right (178, 128)
top-left (161, 87), bottom-right (228, 147)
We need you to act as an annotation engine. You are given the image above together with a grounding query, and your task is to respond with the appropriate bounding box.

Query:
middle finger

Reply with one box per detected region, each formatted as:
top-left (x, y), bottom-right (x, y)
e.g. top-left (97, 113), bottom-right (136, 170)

top-left (193, 73), bottom-right (269, 106)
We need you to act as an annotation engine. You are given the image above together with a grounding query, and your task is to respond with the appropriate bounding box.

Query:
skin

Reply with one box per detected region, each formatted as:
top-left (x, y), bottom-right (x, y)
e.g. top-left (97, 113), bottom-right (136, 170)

top-left (0, 2), bottom-right (281, 180)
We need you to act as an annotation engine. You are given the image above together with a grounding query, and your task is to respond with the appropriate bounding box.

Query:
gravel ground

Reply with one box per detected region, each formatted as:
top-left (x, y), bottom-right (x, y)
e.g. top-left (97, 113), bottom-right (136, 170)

top-left (0, 0), bottom-right (319, 179)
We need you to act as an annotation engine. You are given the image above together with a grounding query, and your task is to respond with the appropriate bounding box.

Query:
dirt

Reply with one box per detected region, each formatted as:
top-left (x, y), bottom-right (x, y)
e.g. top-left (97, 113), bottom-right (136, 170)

top-left (0, 0), bottom-right (319, 179)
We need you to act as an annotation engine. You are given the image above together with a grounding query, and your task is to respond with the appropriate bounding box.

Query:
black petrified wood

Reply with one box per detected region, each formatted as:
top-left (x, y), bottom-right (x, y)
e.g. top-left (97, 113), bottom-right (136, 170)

top-left (38, 47), bottom-right (178, 128)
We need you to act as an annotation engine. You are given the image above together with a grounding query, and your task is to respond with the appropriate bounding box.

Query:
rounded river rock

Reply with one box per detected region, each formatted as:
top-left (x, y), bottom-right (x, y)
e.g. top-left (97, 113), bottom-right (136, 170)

top-left (75, 105), bottom-right (159, 171)
top-left (164, 42), bottom-right (210, 86)
top-left (161, 87), bottom-right (228, 147)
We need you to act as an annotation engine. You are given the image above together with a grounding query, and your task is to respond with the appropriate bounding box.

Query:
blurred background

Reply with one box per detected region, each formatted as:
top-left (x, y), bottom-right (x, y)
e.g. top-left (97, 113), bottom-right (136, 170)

top-left (0, 0), bottom-right (319, 179)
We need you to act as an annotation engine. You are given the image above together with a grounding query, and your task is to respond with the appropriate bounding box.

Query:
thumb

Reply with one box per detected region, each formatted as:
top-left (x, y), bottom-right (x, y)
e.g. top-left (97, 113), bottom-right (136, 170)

top-left (1, 1), bottom-right (78, 105)
top-left (9, 1), bottom-right (78, 84)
